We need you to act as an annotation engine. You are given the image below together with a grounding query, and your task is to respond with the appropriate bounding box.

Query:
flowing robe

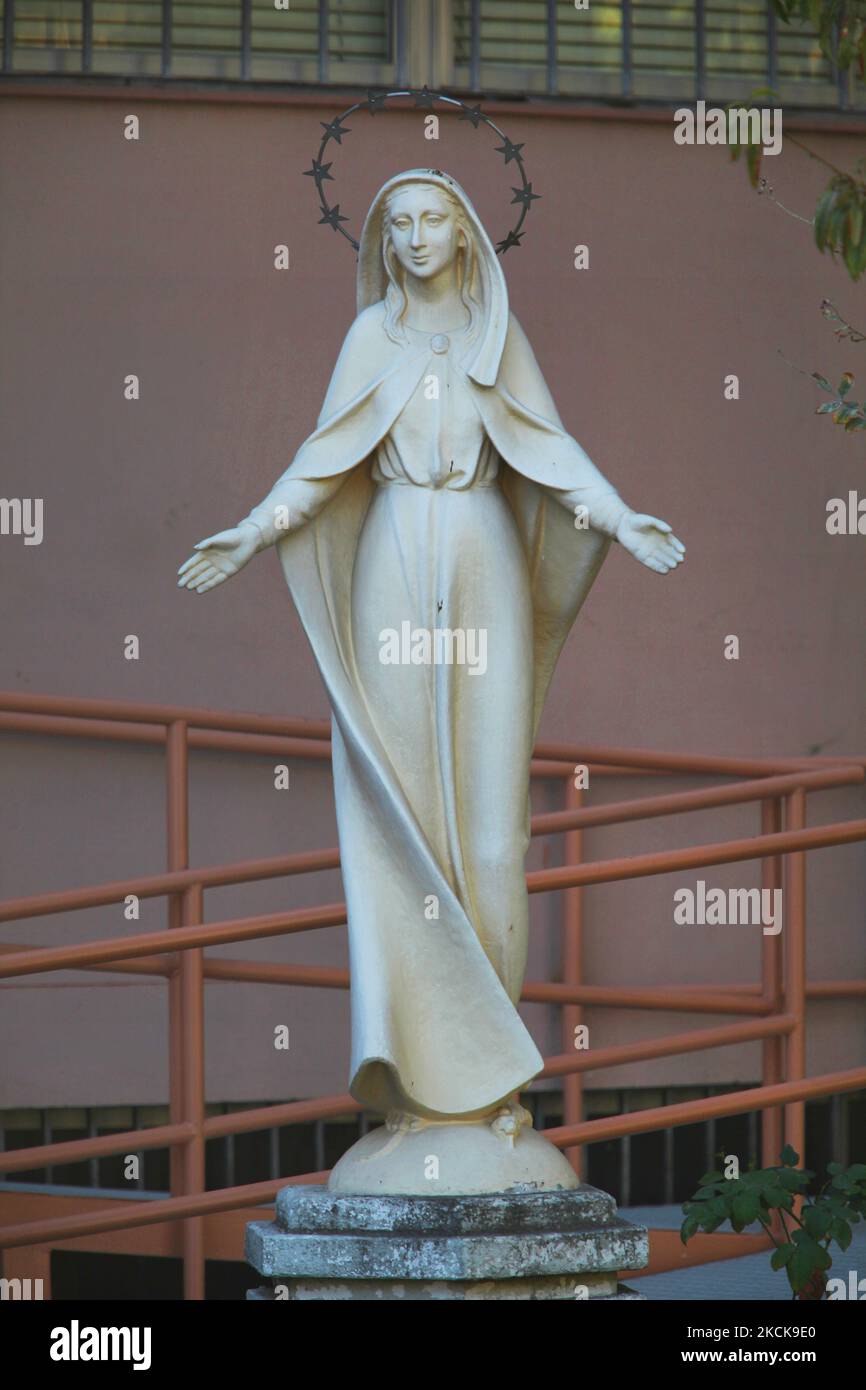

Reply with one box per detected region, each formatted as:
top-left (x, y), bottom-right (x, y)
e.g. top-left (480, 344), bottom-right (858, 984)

top-left (243, 301), bottom-right (628, 1119)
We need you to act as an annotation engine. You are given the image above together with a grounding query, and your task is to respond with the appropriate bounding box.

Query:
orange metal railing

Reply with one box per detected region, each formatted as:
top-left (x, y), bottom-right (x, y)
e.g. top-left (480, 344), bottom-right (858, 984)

top-left (0, 689), bottom-right (864, 1299)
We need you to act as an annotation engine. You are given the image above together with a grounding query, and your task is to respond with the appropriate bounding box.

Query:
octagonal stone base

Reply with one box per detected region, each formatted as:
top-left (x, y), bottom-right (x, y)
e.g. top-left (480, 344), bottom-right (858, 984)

top-left (245, 1184), bottom-right (648, 1301)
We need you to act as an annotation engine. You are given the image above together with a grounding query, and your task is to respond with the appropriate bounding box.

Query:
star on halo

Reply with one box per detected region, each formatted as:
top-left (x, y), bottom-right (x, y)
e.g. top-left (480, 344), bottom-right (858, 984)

top-left (458, 103), bottom-right (484, 128)
top-left (511, 182), bottom-right (541, 209)
top-left (319, 204), bottom-right (349, 230)
top-left (320, 116), bottom-right (351, 144)
top-left (496, 138), bottom-right (525, 165)
top-left (496, 228), bottom-right (525, 254)
top-left (303, 158), bottom-right (334, 187)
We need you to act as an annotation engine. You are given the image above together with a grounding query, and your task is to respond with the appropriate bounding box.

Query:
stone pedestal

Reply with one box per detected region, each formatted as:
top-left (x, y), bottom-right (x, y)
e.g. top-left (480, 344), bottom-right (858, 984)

top-left (245, 1184), bottom-right (648, 1301)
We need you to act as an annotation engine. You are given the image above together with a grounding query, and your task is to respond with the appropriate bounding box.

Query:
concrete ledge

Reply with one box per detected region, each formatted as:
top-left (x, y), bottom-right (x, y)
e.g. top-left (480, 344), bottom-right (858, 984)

top-left (245, 1183), bottom-right (649, 1297)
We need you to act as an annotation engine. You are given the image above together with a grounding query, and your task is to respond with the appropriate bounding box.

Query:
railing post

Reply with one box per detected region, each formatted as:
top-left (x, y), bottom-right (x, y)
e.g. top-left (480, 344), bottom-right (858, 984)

top-left (166, 722), bottom-right (188, 1204)
top-left (181, 882), bottom-right (205, 1301)
top-left (760, 796), bottom-right (784, 1169)
top-left (783, 788), bottom-right (807, 1168)
top-left (561, 776), bottom-right (584, 1176)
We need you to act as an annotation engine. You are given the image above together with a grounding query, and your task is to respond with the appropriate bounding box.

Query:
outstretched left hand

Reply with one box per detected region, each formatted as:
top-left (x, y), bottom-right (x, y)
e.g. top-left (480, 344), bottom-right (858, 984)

top-left (616, 512), bottom-right (685, 575)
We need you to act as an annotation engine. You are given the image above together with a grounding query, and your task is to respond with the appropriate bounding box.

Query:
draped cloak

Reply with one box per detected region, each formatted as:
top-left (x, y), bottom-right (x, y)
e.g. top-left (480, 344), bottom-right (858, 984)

top-left (245, 171), bottom-right (628, 1119)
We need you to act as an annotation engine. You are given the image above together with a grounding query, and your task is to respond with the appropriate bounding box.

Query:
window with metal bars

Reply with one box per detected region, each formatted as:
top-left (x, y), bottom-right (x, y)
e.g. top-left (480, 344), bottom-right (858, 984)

top-left (451, 0), bottom-right (858, 107)
top-left (1, 0), bottom-right (396, 82)
top-left (1, 0), bottom-right (863, 110)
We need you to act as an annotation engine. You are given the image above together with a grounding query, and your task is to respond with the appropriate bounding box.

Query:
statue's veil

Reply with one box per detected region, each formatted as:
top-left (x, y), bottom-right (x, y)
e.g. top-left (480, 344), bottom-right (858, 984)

top-left (355, 168), bottom-right (509, 388)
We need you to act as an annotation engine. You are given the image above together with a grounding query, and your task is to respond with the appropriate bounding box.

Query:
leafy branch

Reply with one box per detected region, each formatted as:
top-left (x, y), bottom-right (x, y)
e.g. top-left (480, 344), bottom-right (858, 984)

top-left (730, 3), bottom-right (866, 279)
top-left (681, 1145), bottom-right (866, 1297)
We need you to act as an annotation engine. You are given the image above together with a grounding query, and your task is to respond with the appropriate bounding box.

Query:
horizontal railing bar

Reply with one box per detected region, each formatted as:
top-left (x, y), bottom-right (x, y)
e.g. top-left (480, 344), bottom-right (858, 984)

top-left (199, 964), bottom-right (768, 1013)
top-left (545, 1066), bottom-right (866, 1148)
top-left (6, 944), bottom-right (859, 1007)
top-left (531, 759), bottom-right (666, 777)
top-left (3, 818), bottom-right (865, 979)
top-left (0, 903), bottom-right (346, 978)
top-left (0, 713), bottom-right (646, 778)
top-left (525, 981), bottom-right (772, 1014)
top-left (0, 943), bottom-right (174, 975)
top-left (0, 1171), bottom-right (328, 1250)
top-left (540, 1013), bottom-right (794, 1078)
top-left (203, 959), bottom-right (349, 989)
top-left (4, 1067), bottom-right (864, 1250)
top-left (532, 765), bottom-right (864, 836)
top-left (808, 980), bottom-right (866, 997)
top-left (5, 693), bottom-right (860, 776)
top-left (0, 691), bottom-right (332, 739)
top-left (0, 712), bottom-right (333, 761)
top-left (0, 1097), bottom-right (360, 1180)
top-left (0, 715), bottom-right (686, 781)
top-left (0, 1122), bottom-right (195, 1176)
top-left (0, 848), bottom-right (342, 924)
top-left (203, 1093), bottom-right (361, 1139)
top-left (0, 900), bottom-right (347, 978)
top-left (533, 741), bottom-right (866, 776)
top-left (526, 817), bottom-right (866, 894)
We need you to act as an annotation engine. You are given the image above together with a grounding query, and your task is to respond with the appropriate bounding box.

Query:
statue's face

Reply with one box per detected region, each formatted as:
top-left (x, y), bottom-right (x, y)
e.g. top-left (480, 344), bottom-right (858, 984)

top-left (387, 186), bottom-right (462, 280)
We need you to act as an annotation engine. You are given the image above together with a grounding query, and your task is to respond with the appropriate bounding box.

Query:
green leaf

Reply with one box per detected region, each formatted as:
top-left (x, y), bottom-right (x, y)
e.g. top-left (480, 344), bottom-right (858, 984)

top-left (816, 401), bottom-right (843, 414)
top-left (802, 1205), bottom-right (832, 1239)
top-left (733, 1191), bottom-right (760, 1226)
top-left (831, 1218), bottom-right (853, 1250)
top-left (777, 1167), bottom-right (809, 1191)
top-left (770, 1242), bottom-right (795, 1270)
top-left (780, 1144), bottom-right (800, 1167)
top-left (832, 1173), bottom-right (857, 1192)
top-left (838, 372), bottom-right (855, 397)
top-left (814, 190), bottom-right (834, 249)
top-left (681, 1215), bottom-right (700, 1244)
top-left (811, 371), bottom-right (832, 391)
top-left (788, 1248), bottom-right (815, 1293)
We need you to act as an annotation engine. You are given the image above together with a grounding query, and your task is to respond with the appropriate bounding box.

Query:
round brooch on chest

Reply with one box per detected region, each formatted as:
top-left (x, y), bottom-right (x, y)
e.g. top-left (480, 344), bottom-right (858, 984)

top-left (430, 334), bottom-right (450, 354)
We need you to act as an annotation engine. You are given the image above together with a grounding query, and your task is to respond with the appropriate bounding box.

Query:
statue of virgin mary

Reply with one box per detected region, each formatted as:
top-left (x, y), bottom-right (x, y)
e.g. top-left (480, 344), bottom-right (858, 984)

top-left (178, 169), bottom-right (684, 1193)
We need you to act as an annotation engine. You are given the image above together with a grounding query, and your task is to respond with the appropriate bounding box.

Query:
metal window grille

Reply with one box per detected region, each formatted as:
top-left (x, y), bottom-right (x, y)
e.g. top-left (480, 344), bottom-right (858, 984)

top-left (1, 1), bottom-right (862, 110)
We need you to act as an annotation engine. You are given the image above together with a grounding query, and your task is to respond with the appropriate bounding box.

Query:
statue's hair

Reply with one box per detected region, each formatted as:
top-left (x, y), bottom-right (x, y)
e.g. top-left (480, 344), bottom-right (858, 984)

top-left (380, 183), bottom-right (483, 345)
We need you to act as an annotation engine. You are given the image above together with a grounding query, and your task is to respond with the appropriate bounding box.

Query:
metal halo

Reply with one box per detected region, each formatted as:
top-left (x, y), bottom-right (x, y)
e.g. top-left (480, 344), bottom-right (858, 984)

top-left (304, 88), bottom-right (540, 255)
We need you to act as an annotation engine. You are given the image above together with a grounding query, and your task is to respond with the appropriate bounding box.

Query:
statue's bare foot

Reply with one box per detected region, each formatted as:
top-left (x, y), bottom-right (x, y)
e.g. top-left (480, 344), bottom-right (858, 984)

top-left (385, 1109), bottom-right (426, 1134)
top-left (489, 1097), bottom-right (533, 1147)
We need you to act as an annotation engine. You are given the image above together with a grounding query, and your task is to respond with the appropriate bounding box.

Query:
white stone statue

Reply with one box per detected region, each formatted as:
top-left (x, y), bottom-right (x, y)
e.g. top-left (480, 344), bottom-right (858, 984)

top-left (178, 169), bottom-right (684, 1194)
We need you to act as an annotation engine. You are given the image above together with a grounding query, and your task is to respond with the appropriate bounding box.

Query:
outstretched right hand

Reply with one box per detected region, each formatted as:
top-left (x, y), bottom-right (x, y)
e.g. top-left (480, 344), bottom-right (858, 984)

top-left (177, 522), bottom-right (262, 594)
